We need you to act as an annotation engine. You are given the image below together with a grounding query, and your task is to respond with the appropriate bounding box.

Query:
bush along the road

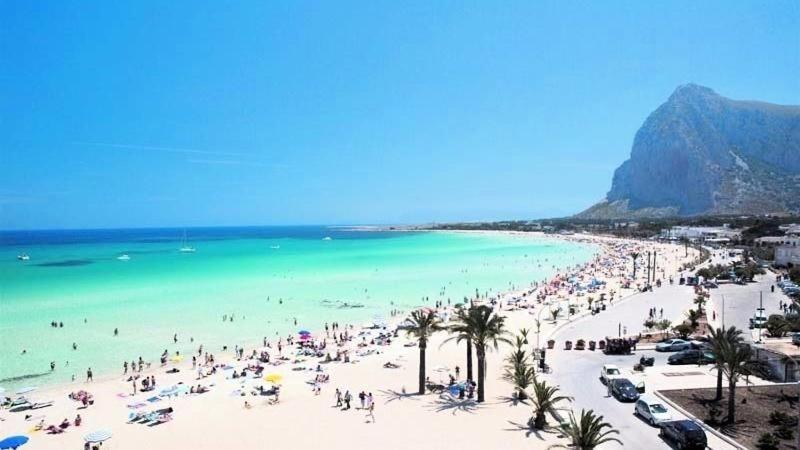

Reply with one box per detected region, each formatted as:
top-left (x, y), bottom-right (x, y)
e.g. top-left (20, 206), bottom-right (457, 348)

top-left (765, 315), bottom-right (790, 338)
top-left (757, 432), bottom-right (780, 450)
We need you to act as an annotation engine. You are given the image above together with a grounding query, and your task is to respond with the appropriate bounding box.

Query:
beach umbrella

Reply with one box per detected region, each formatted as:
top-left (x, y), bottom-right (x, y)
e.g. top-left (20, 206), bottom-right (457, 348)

top-left (0, 435), bottom-right (29, 449)
top-left (298, 330), bottom-right (311, 335)
top-left (169, 355), bottom-right (184, 362)
top-left (264, 373), bottom-right (283, 383)
top-left (83, 430), bottom-right (112, 443)
top-left (14, 387), bottom-right (35, 395)
top-left (299, 334), bottom-right (312, 340)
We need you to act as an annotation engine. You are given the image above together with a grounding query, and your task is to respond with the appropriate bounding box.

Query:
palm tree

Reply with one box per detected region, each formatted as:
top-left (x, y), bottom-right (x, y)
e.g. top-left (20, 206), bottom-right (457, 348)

top-left (528, 377), bottom-right (573, 429)
top-left (708, 326), bottom-right (744, 401)
top-left (693, 296), bottom-right (707, 315)
top-left (447, 304), bottom-right (510, 402)
top-left (686, 309), bottom-right (701, 330)
top-left (503, 334), bottom-right (535, 400)
top-left (630, 252), bottom-right (640, 279)
top-left (447, 306), bottom-right (475, 382)
top-left (554, 409), bottom-right (622, 450)
top-left (402, 309), bottom-right (444, 395)
top-left (719, 340), bottom-right (753, 423)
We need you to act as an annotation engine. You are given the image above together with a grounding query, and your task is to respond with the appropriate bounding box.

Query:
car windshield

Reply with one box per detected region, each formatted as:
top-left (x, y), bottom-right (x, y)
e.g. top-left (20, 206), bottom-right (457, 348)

top-left (607, 368), bottom-right (620, 375)
top-left (650, 403), bottom-right (668, 413)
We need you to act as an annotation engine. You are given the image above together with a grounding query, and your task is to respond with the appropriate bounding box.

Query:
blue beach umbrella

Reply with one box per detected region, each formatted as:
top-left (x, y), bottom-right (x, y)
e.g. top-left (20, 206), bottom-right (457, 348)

top-left (83, 430), bottom-right (112, 443)
top-left (298, 330), bottom-right (311, 335)
top-left (0, 435), bottom-right (29, 449)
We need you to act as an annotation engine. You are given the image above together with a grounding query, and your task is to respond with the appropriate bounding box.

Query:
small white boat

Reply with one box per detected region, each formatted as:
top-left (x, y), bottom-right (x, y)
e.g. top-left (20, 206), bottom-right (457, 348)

top-left (322, 236), bottom-right (333, 241)
top-left (179, 230), bottom-right (196, 253)
top-left (117, 254), bottom-right (131, 261)
top-left (270, 245), bottom-right (280, 250)
top-left (17, 254), bottom-right (30, 261)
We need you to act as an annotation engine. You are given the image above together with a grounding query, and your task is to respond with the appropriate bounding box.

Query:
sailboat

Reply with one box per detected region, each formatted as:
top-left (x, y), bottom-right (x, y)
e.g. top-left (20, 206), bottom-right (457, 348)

top-left (117, 254), bottom-right (131, 261)
top-left (179, 230), bottom-right (196, 253)
top-left (17, 253), bottom-right (30, 261)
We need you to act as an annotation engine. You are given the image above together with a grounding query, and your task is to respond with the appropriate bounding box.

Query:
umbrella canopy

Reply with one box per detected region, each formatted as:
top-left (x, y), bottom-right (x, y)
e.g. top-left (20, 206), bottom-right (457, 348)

top-left (83, 430), bottom-right (112, 443)
top-left (264, 373), bottom-right (283, 383)
top-left (0, 435), bottom-right (29, 449)
top-left (14, 387), bottom-right (35, 395)
top-left (298, 330), bottom-right (311, 335)
top-left (299, 334), bottom-right (312, 340)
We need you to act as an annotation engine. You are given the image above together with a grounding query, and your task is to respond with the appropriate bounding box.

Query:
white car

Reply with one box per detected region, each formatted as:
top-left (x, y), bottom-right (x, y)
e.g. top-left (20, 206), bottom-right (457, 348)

top-left (655, 339), bottom-right (691, 352)
top-left (600, 364), bottom-right (622, 384)
top-left (635, 396), bottom-right (673, 425)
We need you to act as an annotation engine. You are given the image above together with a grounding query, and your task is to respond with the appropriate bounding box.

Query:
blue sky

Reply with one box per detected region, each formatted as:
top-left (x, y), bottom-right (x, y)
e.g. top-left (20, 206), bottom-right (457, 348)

top-left (1, 1), bottom-right (798, 229)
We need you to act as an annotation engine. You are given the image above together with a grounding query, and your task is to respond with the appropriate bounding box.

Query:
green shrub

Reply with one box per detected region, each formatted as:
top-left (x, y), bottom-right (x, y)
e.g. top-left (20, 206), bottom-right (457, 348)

top-left (757, 432), bottom-right (780, 450)
top-left (766, 315), bottom-right (791, 338)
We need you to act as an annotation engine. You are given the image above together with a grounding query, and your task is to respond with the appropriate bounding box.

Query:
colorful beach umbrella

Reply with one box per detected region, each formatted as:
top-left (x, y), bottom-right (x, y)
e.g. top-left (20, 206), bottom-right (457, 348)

top-left (83, 430), bottom-right (112, 443)
top-left (298, 330), bottom-right (311, 335)
top-left (264, 373), bottom-right (283, 383)
top-left (0, 435), bottom-right (29, 449)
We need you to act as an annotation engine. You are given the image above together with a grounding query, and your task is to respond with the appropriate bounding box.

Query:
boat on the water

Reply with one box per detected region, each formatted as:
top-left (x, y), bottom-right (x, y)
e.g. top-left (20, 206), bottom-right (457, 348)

top-left (17, 253), bottom-right (30, 261)
top-left (117, 254), bottom-right (131, 261)
top-left (270, 245), bottom-right (280, 249)
top-left (322, 236), bottom-right (333, 241)
top-left (179, 230), bottom-right (196, 253)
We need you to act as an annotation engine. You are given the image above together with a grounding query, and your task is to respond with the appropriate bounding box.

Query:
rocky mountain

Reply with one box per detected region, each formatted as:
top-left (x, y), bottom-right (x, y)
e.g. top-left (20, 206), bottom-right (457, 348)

top-left (577, 84), bottom-right (800, 219)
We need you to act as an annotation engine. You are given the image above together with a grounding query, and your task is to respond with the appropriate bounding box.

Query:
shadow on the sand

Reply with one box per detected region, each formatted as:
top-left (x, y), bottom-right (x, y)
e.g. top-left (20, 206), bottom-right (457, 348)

top-left (497, 394), bottom-right (530, 407)
top-left (427, 394), bottom-right (480, 415)
top-left (379, 389), bottom-right (421, 404)
top-left (503, 420), bottom-right (559, 440)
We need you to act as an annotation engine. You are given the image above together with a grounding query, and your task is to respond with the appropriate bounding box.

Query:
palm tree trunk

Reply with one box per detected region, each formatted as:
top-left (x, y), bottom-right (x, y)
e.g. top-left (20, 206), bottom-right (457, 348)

top-left (466, 338), bottom-right (473, 381)
top-left (477, 346), bottom-right (486, 402)
top-left (715, 365), bottom-right (723, 400)
top-left (418, 344), bottom-right (426, 395)
top-left (727, 380), bottom-right (736, 423)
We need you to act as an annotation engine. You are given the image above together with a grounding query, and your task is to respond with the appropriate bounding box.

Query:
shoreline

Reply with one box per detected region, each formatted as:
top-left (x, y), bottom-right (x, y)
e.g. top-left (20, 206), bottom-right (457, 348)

top-left (0, 233), bottom-right (697, 450)
top-left (1, 230), bottom-right (596, 394)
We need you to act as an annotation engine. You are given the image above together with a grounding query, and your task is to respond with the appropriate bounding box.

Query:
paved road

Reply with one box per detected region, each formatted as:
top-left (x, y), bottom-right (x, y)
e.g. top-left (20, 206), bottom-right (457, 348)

top-left (544, 283), bottom-right (737, 450)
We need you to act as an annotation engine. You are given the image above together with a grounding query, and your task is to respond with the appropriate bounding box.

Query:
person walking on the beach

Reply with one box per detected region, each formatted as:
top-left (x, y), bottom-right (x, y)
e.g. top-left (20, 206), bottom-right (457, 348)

top-left (335, 389), bottom-right (342, 407)
top-left (132, 379), bottom-right (137, 395)
top-left (366, 400), bottom-right (375, 423)
top-left (344, 390), bottom-right (352, 410)
top-left (359, 391), bottom-right (366, 409)
top-left (86, 367), bottom-right (93, 382)
top-left (123, 361), bottom-right (128, 374)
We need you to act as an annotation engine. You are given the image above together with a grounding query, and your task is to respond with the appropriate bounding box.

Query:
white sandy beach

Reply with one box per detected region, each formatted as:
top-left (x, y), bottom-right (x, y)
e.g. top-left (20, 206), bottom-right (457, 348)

top-left (0, 233), bottom-right (698, 450)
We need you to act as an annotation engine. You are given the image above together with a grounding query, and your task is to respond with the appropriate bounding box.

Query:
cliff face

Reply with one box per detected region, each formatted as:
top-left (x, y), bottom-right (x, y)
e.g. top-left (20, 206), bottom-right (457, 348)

top-left (578, 84), bottom-right (800, 219)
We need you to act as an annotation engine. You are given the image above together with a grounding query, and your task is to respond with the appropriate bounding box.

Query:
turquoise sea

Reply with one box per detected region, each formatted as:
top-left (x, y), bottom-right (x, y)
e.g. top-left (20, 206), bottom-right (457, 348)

top-left (0, 227), bottom-right (595, 388)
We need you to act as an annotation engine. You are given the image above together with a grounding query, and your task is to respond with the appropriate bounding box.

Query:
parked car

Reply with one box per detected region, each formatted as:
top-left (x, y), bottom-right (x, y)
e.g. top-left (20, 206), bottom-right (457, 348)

top-left (635, 396), bottom-right (673, 425)
top-left (792, 333), bottom-right (800, 347)
top-left (600, 364), bottom-right (621, 384)
top-left (655, 339), bottom-right (691, 352)
top-left (609, 378), bottom-right (640, 402)
top-left (659, 420), bottom-right (707, 449)
top-left (668, 349), bottom-right (715, 365)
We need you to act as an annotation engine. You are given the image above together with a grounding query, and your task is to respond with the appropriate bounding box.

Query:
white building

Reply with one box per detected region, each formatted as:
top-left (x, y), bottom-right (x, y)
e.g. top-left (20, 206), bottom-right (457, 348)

top-left (775, 237), bottom-right (800, 267)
